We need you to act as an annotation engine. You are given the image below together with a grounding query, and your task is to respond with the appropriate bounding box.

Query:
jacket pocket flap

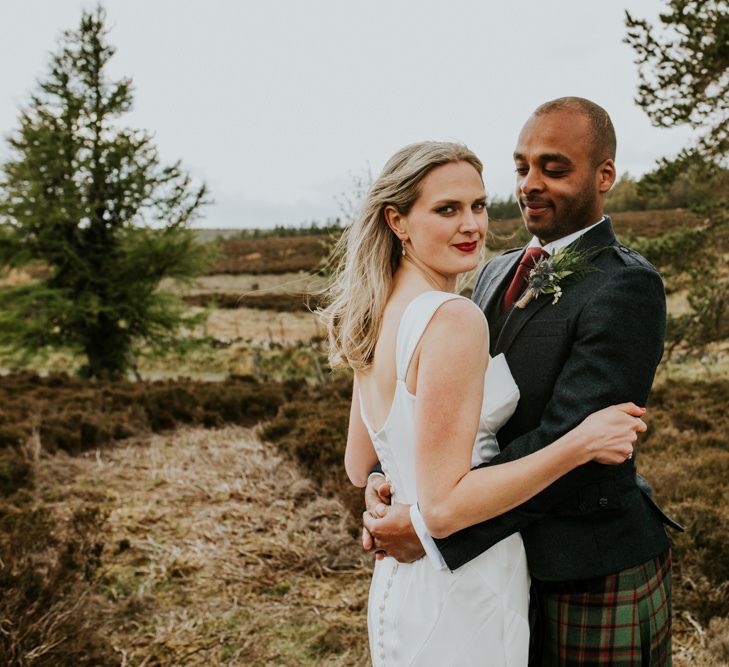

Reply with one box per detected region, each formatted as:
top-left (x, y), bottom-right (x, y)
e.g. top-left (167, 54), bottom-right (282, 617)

top-left (519, 319), bottom-right (568, 338)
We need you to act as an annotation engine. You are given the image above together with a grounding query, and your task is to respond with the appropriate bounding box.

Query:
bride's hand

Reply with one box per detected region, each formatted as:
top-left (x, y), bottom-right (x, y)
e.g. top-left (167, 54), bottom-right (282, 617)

top-left (363, 475), bottom-right (392, 552)
top-left (365, 475), bottom-right (392, 512)
top-left (577, 403), bottom-right (648, 465)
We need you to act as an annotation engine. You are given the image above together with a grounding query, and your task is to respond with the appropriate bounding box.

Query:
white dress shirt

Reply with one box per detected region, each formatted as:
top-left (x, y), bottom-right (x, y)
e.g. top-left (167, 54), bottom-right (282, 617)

top-left (526, 217), bottom-right (605, 254)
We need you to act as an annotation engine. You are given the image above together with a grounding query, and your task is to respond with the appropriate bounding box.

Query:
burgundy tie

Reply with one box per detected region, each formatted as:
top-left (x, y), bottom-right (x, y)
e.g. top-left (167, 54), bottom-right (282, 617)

top-left (500, 247), bottom-right (549, 314)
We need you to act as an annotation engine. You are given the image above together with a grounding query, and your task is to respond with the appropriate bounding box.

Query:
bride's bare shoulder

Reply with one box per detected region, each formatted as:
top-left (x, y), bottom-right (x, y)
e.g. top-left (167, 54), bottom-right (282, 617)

top-left (425, 298), bottom-right (489, 346)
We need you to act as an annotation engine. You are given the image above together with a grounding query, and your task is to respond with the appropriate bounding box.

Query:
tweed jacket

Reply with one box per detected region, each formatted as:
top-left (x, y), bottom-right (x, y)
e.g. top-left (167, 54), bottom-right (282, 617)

top-left (434, 217), bottom-right (682, 581)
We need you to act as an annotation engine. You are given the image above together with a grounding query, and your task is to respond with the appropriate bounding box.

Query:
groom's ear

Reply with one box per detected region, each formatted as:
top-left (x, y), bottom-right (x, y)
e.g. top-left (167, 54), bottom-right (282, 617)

top-left (384, 205), bottom-right (408, 241)
top-left (597, 159), bottom-right (617, 194)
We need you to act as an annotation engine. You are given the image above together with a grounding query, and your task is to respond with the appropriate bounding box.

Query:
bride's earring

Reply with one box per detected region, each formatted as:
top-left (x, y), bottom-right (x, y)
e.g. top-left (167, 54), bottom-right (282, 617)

top-left (402, 240), bottom-right (407, 257)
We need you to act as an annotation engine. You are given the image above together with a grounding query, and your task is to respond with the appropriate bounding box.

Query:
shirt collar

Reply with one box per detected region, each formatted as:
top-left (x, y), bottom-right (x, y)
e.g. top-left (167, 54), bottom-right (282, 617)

top-left (527, 217), bottom-right (606, 255)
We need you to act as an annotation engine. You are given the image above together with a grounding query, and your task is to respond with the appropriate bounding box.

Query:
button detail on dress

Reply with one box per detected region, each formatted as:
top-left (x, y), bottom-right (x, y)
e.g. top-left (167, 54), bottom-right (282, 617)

top-left (375, 560), bottom-right (399, 666)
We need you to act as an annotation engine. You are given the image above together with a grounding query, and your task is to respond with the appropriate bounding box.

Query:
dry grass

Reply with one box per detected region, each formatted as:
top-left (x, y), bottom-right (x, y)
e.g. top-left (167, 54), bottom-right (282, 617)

top-left (0, 336), bottom-right (329, 383)
top-left (162, 272), bottom-right (329, 297)
top-left (610, 209), bottom-right (706, 237)
top-left (674, 617), bottom-right (729, 667)
top-left (641, 379), bottom-right (729, 665)
top-left (201, 307), bottom-right (323, 345)
top-left (656, 340), bottom-right (729, 385)
top-left (0, 264), bottom-right (49, 287)
top-left (137, 340), bottom-right (329, 383)
top-left (183, 292), bottom-right (324, 312)
top-left (26, 426), bottom-right (371, 665)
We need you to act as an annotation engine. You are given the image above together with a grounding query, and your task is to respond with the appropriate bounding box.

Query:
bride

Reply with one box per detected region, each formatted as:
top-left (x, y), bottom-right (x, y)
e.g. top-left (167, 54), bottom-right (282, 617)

top-left (321, 142), bottom-right (645, 666)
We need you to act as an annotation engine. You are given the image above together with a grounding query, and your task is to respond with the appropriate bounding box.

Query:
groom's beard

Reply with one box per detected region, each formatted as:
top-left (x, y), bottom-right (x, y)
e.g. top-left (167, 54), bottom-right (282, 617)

top-left (520, 183), bottom-right (600, 244)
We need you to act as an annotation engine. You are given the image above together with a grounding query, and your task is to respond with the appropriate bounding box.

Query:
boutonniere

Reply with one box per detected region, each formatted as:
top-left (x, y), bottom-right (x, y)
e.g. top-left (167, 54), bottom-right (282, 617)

top-left (516, 243), bottom-right (600, 308)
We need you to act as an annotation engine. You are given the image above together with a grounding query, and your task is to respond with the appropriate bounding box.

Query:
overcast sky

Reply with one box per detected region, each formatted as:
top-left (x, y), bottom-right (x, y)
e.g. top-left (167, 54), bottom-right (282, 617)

top-left (1, 1), bottom-right (693, 229)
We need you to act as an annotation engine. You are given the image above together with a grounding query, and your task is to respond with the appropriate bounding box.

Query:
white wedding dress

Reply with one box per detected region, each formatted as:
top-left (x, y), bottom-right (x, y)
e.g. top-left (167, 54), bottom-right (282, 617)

top-left (360, 291), bottom-right (530, 667)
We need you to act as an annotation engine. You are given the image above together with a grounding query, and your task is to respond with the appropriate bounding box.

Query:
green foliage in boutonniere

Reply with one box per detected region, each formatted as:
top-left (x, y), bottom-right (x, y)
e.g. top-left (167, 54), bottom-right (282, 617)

top-left (516, 243), bottom-right (601, 308)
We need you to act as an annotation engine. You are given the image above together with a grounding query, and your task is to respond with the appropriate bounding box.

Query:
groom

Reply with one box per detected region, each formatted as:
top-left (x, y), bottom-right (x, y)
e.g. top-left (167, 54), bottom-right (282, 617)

top-left (363, 97), bottom-right (681, 665)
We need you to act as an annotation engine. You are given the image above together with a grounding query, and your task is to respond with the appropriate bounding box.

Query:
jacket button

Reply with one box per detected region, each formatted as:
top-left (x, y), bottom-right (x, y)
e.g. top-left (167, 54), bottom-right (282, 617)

top-left (599, 497), bottom-right (609, 507)
top-left (619, 245), bottom-right (630, 253)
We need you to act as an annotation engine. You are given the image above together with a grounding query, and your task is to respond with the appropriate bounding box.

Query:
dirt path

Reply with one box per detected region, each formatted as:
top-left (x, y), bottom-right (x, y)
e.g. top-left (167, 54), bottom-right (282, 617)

top-left (35, 427), bottom-right (372, 666)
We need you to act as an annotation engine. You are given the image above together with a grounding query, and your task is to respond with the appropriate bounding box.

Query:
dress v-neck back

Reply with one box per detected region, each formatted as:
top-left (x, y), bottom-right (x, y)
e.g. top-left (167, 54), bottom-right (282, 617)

top-left (358, 290), bottom-right (458, 437)
top-left (358, 290), bottom-right (521, 505)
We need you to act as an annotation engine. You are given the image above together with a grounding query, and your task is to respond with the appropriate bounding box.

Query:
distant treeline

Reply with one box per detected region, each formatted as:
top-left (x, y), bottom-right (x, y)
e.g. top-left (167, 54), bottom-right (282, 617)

top-left (230, 219), bottom-right (344, 239)
top-left (489, 156), bottom-right (729, 218)
top-left (607, 164), bottom-right (729, 212)
top-left (212, 158), bottom-right (728, 239)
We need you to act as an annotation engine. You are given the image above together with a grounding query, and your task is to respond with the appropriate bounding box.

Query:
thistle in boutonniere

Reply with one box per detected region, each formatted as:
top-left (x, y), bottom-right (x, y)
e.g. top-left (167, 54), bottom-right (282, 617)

top-left (516, 243), bottom-right (600, 308)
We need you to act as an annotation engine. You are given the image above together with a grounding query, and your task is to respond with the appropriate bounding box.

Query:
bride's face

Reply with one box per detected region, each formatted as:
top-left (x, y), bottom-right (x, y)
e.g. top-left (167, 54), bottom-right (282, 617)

top-left (400, 161), bottom-right (487, 279)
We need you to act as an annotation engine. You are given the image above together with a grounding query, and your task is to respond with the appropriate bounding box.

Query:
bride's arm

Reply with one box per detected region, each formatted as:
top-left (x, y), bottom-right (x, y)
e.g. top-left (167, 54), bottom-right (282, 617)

top-left (415, 300), bottom-right (641, 539)
top-left (345, 375), bottom-right (379, 487)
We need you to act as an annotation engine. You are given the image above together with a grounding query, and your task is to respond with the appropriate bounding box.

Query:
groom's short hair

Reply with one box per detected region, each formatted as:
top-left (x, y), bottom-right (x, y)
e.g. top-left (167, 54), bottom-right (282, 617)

top-left (534, 97), bottom-right (617, 165)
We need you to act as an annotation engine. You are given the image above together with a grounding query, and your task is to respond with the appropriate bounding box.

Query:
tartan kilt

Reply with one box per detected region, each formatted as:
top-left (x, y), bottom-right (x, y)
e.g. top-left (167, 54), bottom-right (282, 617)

top-left (534, 550), bottom-right (672, 666)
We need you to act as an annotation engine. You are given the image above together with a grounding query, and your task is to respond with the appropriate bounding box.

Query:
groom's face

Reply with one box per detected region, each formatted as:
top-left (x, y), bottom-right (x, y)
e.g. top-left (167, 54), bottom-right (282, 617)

top-left (513, 110), bottom-right (606, 244)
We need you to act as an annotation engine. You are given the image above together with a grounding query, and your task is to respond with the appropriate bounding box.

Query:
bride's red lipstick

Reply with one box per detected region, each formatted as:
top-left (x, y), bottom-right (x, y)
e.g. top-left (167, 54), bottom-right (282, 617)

top-left (453, 241), bottom-right (478, 253)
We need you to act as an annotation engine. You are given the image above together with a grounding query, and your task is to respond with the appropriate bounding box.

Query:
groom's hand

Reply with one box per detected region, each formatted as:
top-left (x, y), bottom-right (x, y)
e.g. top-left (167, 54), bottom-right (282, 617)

top-left (362, 503), bottom-right (425, 563)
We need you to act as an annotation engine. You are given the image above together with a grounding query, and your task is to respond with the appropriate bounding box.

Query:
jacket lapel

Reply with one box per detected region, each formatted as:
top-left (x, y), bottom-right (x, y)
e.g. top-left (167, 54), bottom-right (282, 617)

top-left (493, 217), bottom-right (618, 355)
top-left (475, 250), bottom-right (524, 325)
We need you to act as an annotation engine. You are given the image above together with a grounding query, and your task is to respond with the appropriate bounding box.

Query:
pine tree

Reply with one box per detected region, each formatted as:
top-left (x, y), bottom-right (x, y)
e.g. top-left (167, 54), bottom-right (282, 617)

top-left (625, 0), bottom-right (728, 161)
top-left (0, 6), bottom-right (211, 379)
top-left (625, 0), bottom-right (729, 360)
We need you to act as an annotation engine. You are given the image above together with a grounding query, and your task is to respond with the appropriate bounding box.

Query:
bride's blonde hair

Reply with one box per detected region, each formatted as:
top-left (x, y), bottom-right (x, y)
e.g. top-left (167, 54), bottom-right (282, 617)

top-left (322, 141), bottom-right (484, 371)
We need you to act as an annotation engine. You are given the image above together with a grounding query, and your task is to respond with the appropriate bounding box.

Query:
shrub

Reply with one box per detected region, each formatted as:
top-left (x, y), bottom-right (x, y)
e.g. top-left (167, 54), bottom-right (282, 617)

top-left (0, 451), bottom-right (32, 497)
top-left (484, 209), bottom-right (704, 251)
top-left (208, 236), bottom-right (330, 275)
top-left (0, 506), bottom-right (117, 665)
